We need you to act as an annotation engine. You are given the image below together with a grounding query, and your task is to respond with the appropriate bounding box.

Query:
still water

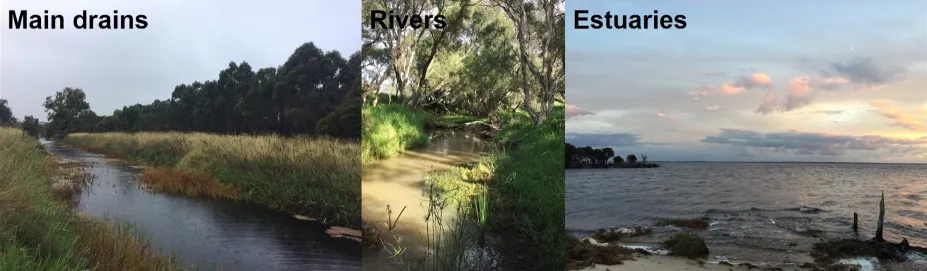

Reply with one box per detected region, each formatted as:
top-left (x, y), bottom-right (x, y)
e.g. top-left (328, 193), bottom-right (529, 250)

top-left (362, 131), bottom-right (491, 270)
top-left (45, 141), bottom-right (361, 271)
top-left (567, 162), bottom-right (927, 265)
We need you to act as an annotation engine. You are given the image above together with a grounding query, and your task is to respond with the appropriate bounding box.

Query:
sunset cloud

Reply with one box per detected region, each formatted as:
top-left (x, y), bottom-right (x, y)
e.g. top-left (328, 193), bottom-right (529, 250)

top-left (690, 73), bottom-right (773, 97)
top-left (869, 99), bottom-right (924, 131)
top-left (702, 128), bottom-right (927, 156)
top-left (657, 112), bottom-right (676, 120)
top-left (566, 104), bottom-right (594, 118)
top-left (566, 132), bottom-right (643, 147)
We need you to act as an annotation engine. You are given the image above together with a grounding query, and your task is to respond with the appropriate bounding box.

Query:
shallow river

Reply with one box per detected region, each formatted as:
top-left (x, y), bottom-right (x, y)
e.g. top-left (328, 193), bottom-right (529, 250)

top-left (45, 140), bottom-right (361, 271)
top-left (361, 131), bottom-right (491, 270)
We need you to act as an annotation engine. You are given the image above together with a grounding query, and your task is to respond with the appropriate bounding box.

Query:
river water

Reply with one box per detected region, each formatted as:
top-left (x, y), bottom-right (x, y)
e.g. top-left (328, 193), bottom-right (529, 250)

top-left (44, 140), bottom-right (361, 271)
top-left (567, 162), bottom-right (927, 266)
top-left (361, 131), bottom-right (492, 270)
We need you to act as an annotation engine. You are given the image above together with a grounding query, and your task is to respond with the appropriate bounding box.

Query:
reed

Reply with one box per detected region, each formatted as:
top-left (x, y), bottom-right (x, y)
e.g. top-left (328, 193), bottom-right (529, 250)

top-left (61, 131), bottom-right (362, 227)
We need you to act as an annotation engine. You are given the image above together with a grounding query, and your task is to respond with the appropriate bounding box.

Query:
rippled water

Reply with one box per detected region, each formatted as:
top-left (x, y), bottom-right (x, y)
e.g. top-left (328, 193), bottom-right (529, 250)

top-left (46, 141), bottom-right (361, 271)
top-left (567, 162), bottom-right (927, 265)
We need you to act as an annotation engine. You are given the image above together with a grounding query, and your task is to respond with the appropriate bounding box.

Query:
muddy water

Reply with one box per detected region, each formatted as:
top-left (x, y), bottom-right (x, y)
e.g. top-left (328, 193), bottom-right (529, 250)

top-left (44, 140), bottom-right (361, 271)
top-left (362, 131), bottom-right (490, 269)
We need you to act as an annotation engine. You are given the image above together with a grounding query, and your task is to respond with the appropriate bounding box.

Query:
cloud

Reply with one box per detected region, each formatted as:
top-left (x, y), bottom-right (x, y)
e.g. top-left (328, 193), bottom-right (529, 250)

top-left (755, 75), bottom-right (844, 114)
top-left (826, 57), bottom-right (904, 87)
top-left (702, 128), bottom-right (927, 156)
top-left (689, 73), bottom-right (772, 97)
top-left (657, 112), bottom-right (676, 120)
top-left (754, 89), bottom-right (779, 114)
top-left (705, 105), bottom-right (720, 111)
top-left (566, 104), bottom-right (594, 118)
top-left (869, 99), bottom-right (924, 131)
top-left (703, 71), bottom-right (726, 77)
top-left (566, 132), bottom-right (643, 147)
top-left (815, 109), bottom-right (844, 115)
top-left (783, 76), bottom-right (815, 111)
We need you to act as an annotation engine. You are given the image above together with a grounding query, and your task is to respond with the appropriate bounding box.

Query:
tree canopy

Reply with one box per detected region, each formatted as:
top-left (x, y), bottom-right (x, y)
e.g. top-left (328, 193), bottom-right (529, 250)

top-left (565, 143), bottom-right (659, 168)
top-left (36, 42), bottom-right (360, 139)
top-left (362, 0), bottom-right (564, 124)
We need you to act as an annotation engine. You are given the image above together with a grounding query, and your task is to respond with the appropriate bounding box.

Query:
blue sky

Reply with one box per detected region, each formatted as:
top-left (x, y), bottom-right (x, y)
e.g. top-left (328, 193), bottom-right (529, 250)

top-left (566, 0), bottom-right (927, 163)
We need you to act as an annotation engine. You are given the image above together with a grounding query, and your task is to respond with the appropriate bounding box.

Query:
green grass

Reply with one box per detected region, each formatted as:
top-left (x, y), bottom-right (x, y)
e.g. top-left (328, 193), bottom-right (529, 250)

top-left (362, 104), bottom-right (434, 164)
top-left (60, 132), bottom-right (362, 228)
top-left (0, 127), bottom-right (177, 270)
top-left (423, 104), bottom-right (566, 270)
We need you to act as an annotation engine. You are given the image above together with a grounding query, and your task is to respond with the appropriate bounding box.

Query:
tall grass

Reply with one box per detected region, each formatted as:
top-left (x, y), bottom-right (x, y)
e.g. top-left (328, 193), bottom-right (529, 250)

top-left (0, 127), bottom-right (177, 270)
top-left (422, 105), bottom-right (566, 270)
top-left (488, 105), bottom-right (565, 270)
top-left (61, 132), bottom-right (362, 227)
top-left (362, 104), bottom-right (434, 164)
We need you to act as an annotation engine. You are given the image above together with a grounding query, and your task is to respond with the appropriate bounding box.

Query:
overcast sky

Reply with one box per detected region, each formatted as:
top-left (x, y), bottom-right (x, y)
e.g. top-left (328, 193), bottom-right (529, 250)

top-left (1, 0), bottom-right (360, 121)
top-left (566, 0), bottom-right (927, 163)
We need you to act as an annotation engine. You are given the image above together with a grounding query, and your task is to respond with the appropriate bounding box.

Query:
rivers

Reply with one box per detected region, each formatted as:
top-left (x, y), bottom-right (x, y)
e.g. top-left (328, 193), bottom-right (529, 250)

top-left (361, 131), bottom-right (493, 270)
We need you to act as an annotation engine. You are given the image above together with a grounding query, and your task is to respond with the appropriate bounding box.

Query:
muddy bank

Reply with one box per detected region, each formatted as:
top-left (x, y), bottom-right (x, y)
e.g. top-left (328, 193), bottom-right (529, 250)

top-left (46, 141), bottom-right (361, 270)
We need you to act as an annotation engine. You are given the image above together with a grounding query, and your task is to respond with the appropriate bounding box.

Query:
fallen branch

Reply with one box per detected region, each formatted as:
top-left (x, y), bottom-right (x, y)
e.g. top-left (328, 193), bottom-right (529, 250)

top-left (463, 120), bottom-right (499, 131)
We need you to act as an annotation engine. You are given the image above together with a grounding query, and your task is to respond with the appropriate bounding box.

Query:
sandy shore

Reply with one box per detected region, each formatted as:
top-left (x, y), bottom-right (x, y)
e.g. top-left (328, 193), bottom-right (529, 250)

top-left (576, 256), bottom-right (790, 271)
top-left (577, 255), bottom-right (927, 271)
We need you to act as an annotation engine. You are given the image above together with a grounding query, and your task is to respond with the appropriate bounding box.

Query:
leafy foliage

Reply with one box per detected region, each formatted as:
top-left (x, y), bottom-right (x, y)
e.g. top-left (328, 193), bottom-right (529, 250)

top-left (37, 43), bottom-right (360, 139)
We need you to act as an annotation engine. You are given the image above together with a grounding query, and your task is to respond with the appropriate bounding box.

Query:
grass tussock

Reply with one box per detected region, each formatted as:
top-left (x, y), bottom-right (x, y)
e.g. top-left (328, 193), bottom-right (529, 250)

top-left (485, 105), bottom-right (565, 270)
top-left (61, 131), bottom-right (361, 227)
top-left (362, 104), bottom-right (434, 164)
top-left (140, 167), bottom-right (241, 200)
top-left (0, 127), bottom-right (177, 270)
top-left (655, 217), bottom-right (710, 229)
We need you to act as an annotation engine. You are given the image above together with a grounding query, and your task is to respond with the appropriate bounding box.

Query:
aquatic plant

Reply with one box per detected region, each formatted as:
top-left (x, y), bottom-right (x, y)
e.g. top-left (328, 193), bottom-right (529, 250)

top-left (565, 235), bottom-right (637, 269)
top-left (0, 127), bottom-right (179, 270)
top-left (662, 232), bottom-right (710, 259)
top-left (60, 131), bottom-right (362, 228)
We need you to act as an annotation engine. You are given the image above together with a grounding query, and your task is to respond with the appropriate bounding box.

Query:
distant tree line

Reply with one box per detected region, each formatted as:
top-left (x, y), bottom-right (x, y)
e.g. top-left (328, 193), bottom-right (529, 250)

top-left (0, 99), bottom-right (43, 138)
top-left (3, 42), bottom-right (361, 140)
top-left (565, 143), bottom-right (659, 169)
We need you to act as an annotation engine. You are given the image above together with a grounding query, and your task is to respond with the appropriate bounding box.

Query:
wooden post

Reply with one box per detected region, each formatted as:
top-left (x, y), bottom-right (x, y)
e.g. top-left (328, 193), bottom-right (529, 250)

top-left (874, 191), bottom-right (885, 242)
top-left (853, 212), bottom-right (858, 232)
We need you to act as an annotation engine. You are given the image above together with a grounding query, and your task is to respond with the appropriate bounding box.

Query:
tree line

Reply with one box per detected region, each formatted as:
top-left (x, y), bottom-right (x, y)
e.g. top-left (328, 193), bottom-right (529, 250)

top-left (361, 0), bottom-right (564, 124)
top-left (1, 42), bottom-right (361, 139)
top-left (565, 143), bottom-right (659, 168)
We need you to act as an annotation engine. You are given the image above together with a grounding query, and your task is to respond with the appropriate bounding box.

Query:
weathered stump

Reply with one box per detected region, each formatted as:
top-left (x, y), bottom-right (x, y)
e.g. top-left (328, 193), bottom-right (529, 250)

top-left (873, 191), bottom-right (885, 242)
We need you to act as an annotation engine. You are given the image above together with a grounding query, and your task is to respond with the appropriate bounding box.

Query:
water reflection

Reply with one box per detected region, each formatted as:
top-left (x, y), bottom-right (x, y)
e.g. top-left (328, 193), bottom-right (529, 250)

top-left (46, 141), bottom-right (361, 271)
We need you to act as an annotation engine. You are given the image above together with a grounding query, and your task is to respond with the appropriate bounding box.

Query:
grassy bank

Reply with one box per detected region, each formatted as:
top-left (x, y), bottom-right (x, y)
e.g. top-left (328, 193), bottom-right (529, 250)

top-left (0, 127), bottom-right (177, 270)
top-left (361, 104), bottom-right (434, 164)
top-left (60, 132), bottom-right (361, 227)
top-left (425, 104), bottom-right (566, 270)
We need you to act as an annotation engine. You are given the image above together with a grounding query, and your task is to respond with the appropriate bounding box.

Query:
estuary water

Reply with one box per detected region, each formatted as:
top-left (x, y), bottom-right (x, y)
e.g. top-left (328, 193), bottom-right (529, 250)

top-left (566, 162), bottom-right (927, 266)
